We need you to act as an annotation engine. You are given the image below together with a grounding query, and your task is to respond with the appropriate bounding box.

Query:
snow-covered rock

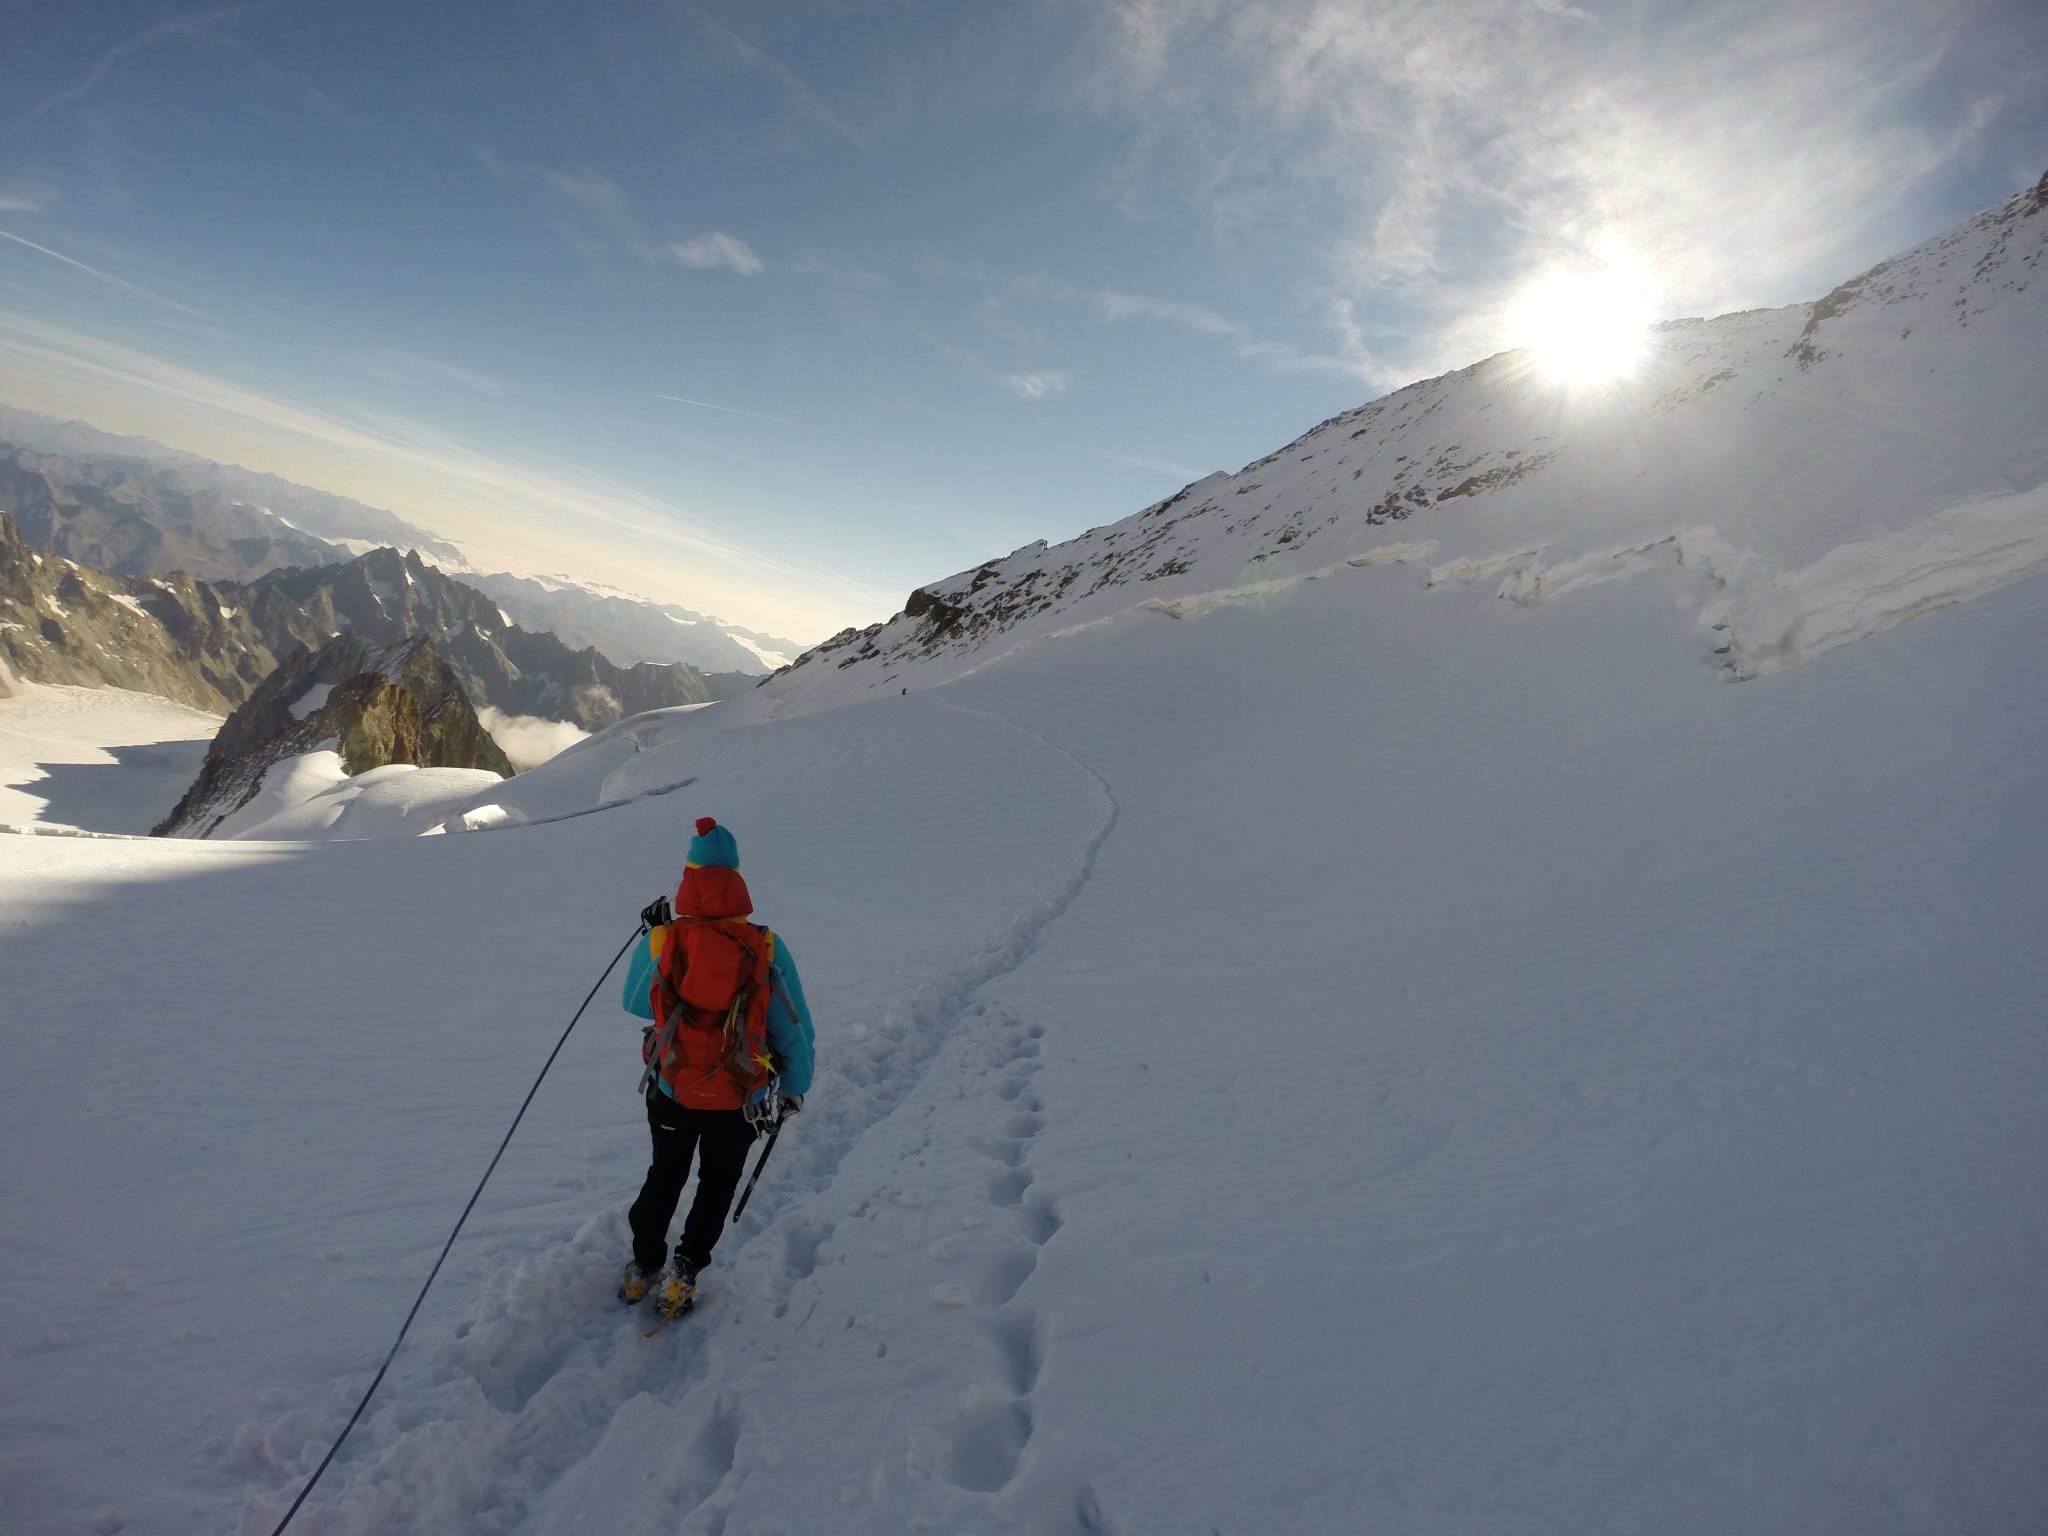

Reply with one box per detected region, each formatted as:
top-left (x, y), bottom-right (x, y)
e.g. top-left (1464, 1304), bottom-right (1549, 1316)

top-left (154, 632), bottom-right (511, 837)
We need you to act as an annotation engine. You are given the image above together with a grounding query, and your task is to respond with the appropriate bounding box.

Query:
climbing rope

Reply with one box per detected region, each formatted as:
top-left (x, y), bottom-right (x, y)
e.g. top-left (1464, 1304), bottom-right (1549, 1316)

top-left (267, 925), bottom-right (642, 1536)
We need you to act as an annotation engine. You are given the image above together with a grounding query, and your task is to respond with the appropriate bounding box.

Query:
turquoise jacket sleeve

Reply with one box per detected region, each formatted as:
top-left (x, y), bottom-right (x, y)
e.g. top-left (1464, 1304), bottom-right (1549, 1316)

top-left (621, 931), bottom-right (659, 1020)
top-left (766, 937), bottom-right (816, 1096)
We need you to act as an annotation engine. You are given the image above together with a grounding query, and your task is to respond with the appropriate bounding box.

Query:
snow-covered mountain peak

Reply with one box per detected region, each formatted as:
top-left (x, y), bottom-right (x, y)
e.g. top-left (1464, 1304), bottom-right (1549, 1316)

top-left (772, 172), bottom-right (2046, 708)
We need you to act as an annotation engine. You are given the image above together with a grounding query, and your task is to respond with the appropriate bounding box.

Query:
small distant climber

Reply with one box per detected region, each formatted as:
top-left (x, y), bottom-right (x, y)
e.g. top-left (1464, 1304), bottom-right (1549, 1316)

top-left (618, 817), bottom-right (815, 1319)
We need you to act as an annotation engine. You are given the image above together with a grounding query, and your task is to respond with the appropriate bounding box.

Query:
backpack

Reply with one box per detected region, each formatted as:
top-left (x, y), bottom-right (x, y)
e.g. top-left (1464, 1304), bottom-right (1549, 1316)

top-left (639, 917), bottom-right (778, 1110)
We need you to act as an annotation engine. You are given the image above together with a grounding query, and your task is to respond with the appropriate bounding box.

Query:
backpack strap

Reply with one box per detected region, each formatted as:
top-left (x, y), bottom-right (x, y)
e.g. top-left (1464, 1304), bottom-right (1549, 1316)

top-left (761, 931), bottom-right (798, 1023)
top-left (638, 921), bottom-right (697, 1097)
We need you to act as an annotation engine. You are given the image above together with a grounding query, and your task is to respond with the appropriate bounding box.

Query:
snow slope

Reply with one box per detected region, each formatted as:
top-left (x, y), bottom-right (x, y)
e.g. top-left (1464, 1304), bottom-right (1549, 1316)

top-left (0, 683), bottom-right (222, 833)
top-left (775, 173), bottom-right (2048, 704)
top-left (205, 756), bottom-right (508, 840)
top-left (4, 551), bottom-right (2044, 1535)
top-left (2, 180), bottom-right (2046, 1536)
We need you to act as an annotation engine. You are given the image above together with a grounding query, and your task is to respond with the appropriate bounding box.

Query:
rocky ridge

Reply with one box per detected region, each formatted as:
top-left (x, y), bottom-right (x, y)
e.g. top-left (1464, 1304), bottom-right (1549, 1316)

top-left (221, 547), bottom-right (716, 726)
top-left (0, 510), bottom-right (274, 706)
top-left (154, 633), bottom-right (511, 838)
top-left (0, 529), bottom-right (713, 728)
top-left (0, 447), bottom-right (344, 585)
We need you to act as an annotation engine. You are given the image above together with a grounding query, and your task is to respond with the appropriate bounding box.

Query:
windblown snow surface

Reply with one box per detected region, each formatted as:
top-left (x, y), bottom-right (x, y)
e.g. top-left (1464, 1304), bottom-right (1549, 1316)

top-left (3, 185), bottom-right (2047, 1536)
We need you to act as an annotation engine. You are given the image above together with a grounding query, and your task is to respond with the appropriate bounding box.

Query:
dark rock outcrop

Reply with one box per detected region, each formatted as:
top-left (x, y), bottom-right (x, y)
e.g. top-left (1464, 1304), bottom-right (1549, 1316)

top-left (154, 634), bottom-right (511, 838)
top-left (0, 510), bottom-right (272, 708)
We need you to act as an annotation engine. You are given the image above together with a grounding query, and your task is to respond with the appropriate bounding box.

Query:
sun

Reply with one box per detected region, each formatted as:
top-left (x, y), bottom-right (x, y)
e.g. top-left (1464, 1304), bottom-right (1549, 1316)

top-left (1509, 267), bottom-right (1656, 386)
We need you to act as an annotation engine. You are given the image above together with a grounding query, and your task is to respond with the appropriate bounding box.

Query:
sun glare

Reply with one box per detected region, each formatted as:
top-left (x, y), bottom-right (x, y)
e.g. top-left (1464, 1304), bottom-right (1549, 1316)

top-left (1510, 268), bottom-right (1656, 386)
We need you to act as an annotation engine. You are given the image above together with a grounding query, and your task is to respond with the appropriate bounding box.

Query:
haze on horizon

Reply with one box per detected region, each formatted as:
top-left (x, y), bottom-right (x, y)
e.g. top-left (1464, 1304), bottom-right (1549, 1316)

top-left (1, 0), bottom-right (2042, 640)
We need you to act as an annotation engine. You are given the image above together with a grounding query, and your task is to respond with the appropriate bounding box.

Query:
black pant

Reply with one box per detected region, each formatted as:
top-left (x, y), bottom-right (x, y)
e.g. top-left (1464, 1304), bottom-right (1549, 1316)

top-left (627, 1089), bottom-right (758, 1274)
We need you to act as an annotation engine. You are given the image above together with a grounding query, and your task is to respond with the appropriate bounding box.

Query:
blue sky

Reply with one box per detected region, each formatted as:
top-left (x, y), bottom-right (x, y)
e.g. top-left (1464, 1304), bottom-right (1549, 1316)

top-left (1, 0), bottom-right (2043, 640)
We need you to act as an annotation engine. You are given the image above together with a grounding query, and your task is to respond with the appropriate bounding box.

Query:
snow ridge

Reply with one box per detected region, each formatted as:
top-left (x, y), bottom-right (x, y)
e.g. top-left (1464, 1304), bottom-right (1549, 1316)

top-left (1720, 486), bottom-right (2048, 676)
top-left (956, 471), bottom-right (2048, 690)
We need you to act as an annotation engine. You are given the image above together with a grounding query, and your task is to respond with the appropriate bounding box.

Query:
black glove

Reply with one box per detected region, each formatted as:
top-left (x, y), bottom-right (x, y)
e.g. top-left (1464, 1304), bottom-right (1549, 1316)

top-left (778, 1093), bottom-right (804, 1117)
top-left (640, 896), bottom-right (672, 929)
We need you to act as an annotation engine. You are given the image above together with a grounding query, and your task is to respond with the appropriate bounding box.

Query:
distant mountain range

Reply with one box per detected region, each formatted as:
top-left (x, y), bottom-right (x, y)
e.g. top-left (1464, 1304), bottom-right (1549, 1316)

top-left (0, 402), bottom-right (800, 675)
top-left (0, 446), bottom-right (356, 583)
top-left (0, 520), bottom-right (741, 725)
top-left (457, 568), bottom-right (801, 674)
top-left (0, 402), bottom-right (464, 575)
top-left (236, 545), bottom-right (754, 723)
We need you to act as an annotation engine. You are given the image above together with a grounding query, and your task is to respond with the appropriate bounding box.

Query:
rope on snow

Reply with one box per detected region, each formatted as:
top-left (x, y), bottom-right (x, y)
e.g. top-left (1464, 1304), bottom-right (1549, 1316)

top-left (266, 925), bottom-right (643, 1536)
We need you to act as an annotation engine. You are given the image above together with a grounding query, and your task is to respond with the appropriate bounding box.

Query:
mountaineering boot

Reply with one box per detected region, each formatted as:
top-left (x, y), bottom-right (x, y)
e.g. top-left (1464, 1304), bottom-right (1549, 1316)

top-left (642, 1262), bottom-right (698, 1336)
top-left (618, 1260), bottom-right (660, 1305)
top-left (656, 1260), bottom-right (699, 1318)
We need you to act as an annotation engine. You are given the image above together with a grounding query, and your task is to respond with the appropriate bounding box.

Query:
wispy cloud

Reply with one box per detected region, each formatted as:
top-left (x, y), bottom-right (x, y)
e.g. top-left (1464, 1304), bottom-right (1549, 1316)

top-left (935, 257), bottom-right (1381, 383)
top-left (480, 149), bottom-right (770, 277)
top-left (477, 149), bottom-right (639, 255)
top-left (215, 34), bottom-right (369, 130)
top-left (790, 251), bottom-right (886, 291)
top-left (0, 228), bottom-right (208, 318)
top-left (0, 179), bottom-right (57, 213)
top-left (682, 3), bottom-right (871, 152)
top-left (358, 345), bottom-right (504, 395)
top-left (1004, 370), bottom-right (1070, 401)
top-left (973, 297), bottom-right (1050, 352)
top-left (659, 232), bottom-right (766, 276)
top-left (1026, 276), bottom-right (1239, 338)
top-left (533, 164), bottom-right (635, 214)
top-left (10, 2), bottom-right (275, 134)
top-left (655, 392), bottom-right (840, 434)
top-left (924, 332), bottom-right (1072, 401)
top-left (1062, 0), bottom-right (2036, 382)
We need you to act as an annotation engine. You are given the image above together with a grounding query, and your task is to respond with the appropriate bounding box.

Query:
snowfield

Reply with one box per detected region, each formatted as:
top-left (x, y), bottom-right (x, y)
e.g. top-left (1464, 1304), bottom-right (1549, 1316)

top-left (0, 682), bottom-right (222, 834)
top-left (3, 549), bottom-right (2045, 1536)
top-left (3, 182), bottom-right (2046, 1535)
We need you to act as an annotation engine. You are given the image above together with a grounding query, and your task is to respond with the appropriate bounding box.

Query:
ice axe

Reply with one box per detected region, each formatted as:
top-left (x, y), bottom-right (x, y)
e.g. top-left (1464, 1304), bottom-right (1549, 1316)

top-left (731, 1120), bottom-right (783, 1222)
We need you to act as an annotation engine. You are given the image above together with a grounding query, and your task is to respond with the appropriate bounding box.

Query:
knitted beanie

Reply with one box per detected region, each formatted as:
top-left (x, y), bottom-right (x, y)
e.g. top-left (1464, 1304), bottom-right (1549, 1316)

top-left (686, 816), bottom-right (740, 870)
